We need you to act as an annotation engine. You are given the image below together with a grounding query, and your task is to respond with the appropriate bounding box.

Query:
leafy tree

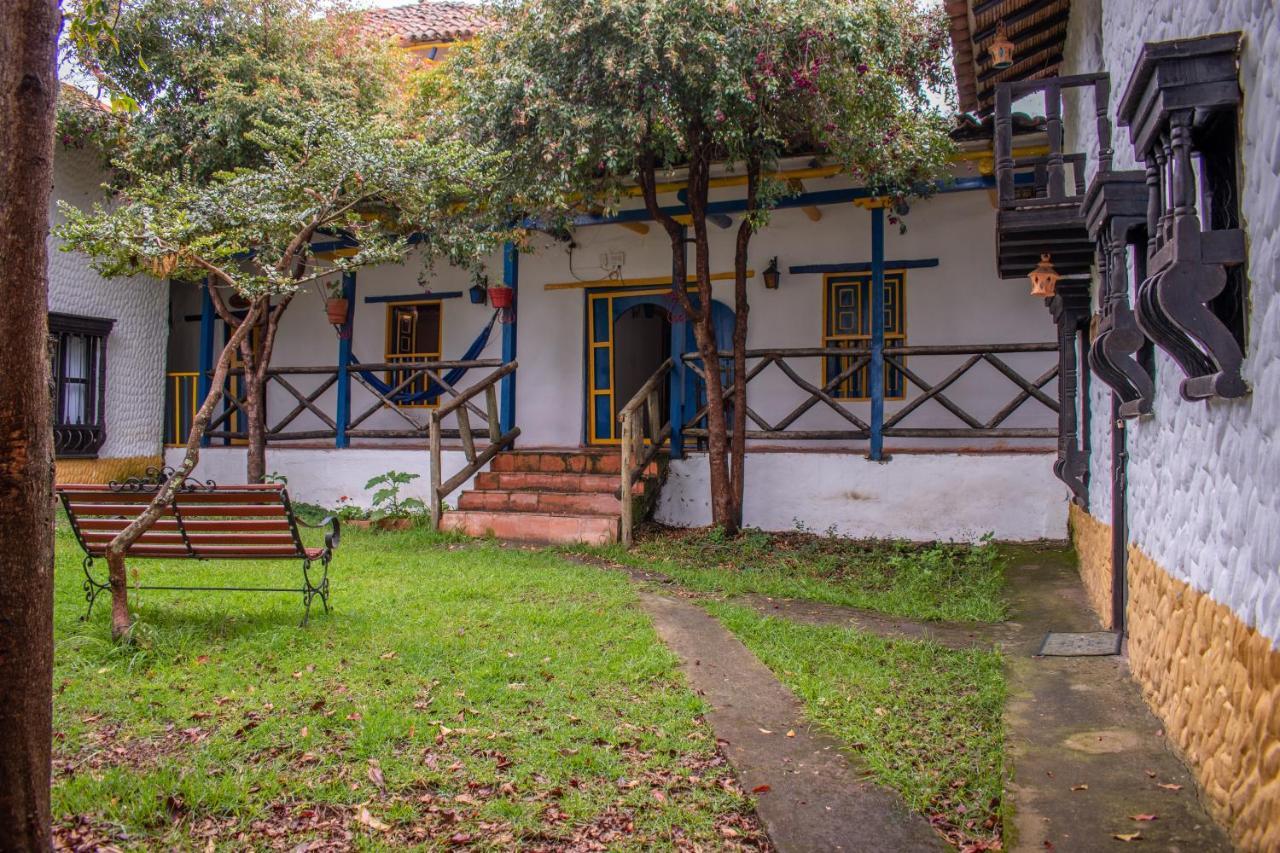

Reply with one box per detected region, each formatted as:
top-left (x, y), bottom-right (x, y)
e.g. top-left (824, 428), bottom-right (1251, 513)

top-left (57, 111), bottom-right (507, 639)
top-left (445, 0), bottom-right (954, 534)
top-left (59, 0), bottom-right (416, 484)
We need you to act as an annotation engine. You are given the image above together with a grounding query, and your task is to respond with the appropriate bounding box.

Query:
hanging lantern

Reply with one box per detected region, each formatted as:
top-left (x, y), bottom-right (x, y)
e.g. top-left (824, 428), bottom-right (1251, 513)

top-left (761, 257), bottom-right (781, 290)
top-left (1029, 254), bottom-right (1060, 297)
top-left (989, 21), bottom-right (1015, 70)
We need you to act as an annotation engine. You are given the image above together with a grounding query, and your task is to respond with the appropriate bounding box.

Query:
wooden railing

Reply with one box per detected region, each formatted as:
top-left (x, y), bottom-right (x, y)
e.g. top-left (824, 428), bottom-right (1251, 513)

top-left (164, 372), bottom-right (199, 447)
top-left (429, 360), bottom-right (520, 529)
top-left (207, 366), bottom-right (340, 443)
top-left (618, 357), bottom-right (674, 546)
top-left (680, 343), bottom-right (1060, 445)
top-left (346, 358), bottom-right (502, 440)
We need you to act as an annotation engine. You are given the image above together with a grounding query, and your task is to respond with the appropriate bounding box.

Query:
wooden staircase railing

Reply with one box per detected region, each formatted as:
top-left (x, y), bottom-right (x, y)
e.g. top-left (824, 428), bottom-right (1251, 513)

top-left (429, 360), bottom-right (520, 530)
top-left (618, 357), bottom-right (674, 546)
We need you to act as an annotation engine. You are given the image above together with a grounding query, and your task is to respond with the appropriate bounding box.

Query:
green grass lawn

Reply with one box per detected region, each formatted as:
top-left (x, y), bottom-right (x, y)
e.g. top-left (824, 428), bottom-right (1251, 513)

top-left (574, 526), bottom-right (1006, 623)
top-left (51, 523), bottom-right (766, 849)
top-left (704, 603), bottom-right (1006, 850)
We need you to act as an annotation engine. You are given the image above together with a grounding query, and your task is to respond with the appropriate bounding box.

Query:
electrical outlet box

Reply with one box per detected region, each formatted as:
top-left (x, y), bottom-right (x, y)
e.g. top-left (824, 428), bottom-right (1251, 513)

top-left (600, 250), bottom-right (625, 270)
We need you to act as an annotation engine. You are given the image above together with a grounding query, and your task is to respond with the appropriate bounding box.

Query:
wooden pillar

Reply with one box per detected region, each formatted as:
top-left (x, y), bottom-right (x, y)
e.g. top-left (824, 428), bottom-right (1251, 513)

top-left (197, 279), bottom-right (215, 448)
top-left (868, 205), bottom-right (886, 461)
top-left (500, 242), bottom-right (518, 437)
top-left (334, 271), bottom-right (356, 449)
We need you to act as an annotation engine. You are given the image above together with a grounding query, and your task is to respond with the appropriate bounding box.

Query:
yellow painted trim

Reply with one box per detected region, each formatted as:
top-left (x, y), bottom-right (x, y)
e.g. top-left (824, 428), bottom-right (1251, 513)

top-left (852, 196), bottom-right (891, 210)
top-left (546, 269), bottom-right (751, 292)
top-left (314, 246), bottom-right (360, 260)
top-left (384, 299), bottom-right (444, 409)
top-left (618, 222), bottom-right (650, 235)
top-left (56, 456), bottom-right (163, 486)
top-left (621, 146), bottom-right (1051, 196)
top-left (822, 271), bottom-right (907, 402)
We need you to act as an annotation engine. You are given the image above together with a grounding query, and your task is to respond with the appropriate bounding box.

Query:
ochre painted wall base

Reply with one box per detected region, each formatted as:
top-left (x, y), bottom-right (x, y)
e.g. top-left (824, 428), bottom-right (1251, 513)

top-left (1068, 503), bottom-right (1114, 629)
top-left (55, 455), bottom-right (161, 485)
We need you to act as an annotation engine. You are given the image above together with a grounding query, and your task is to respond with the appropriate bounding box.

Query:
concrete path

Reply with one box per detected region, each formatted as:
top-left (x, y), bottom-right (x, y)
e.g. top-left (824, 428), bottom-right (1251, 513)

top-left (639, 591), bottom-right (945, 852)
top-left (999, 548), bottom-right (1231, 852)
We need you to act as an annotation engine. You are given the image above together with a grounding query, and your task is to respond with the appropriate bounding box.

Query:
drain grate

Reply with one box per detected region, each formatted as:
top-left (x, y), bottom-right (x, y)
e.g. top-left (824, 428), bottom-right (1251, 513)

top-left (1036, 631), bottom-right (1122, 657)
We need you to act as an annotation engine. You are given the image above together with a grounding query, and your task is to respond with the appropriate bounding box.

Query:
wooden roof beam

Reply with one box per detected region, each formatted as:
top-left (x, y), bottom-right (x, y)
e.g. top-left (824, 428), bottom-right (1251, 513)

top-left (789, 179), bottom-right (822, 221)
top-left (973, 0), bottom-right (1064, 43)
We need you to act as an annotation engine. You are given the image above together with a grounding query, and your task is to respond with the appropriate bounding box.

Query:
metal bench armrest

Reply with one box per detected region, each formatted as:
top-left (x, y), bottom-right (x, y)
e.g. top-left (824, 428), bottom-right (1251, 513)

top-left (296, 515), bottom-right (341, 554)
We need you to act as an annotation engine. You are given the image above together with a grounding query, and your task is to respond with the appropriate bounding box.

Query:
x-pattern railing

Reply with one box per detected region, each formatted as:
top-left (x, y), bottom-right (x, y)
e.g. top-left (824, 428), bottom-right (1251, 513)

top-left (681, 343), bottom-right (1059, 442)
top-left (208, 366), bottom-right (340, 442)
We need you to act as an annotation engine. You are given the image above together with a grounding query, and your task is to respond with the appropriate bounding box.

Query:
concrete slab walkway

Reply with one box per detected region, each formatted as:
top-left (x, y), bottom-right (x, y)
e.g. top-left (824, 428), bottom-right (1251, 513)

top-left (639, 591), bottom-right (945, 852)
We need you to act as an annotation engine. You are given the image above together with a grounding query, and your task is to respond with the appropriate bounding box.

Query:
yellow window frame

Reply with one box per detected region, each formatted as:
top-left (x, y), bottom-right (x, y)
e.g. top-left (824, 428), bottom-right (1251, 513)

top-left (822, 271), bottom-right (907, 401)
top-left (384, 299), bottom-right (444, 409)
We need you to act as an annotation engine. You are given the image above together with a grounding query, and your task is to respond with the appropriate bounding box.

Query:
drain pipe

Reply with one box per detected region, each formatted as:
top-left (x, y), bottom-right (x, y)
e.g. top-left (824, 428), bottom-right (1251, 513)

top-left (1110, 396), bottom-right (1128, 635)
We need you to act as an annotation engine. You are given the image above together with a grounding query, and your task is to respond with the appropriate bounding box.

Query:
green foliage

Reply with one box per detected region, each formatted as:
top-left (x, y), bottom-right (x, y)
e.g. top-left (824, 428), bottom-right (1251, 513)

top-left (707, 602), bottom-right (1007, 849)
top-left (364, 470), bottom-right (425, 521)
top-left (573, 528), bottom-right (1007, 622)
top-left (442, 0), bottom-right (956, 225)
top-left (51, 524), bottom-right (759, 844)
top-left (61, 0), bottom-right (406, 181)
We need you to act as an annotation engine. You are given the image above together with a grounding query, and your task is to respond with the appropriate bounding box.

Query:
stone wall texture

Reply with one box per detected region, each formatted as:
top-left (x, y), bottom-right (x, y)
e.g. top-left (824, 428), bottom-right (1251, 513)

top-left (48, 148), bottom-right (169, 461)
top-left (1126, 545), bottom-right (1280, 851)
top-left (1058, 0), bottom-right (1280, 845)
top-left (1068, 503), bottom-right (1113, 629)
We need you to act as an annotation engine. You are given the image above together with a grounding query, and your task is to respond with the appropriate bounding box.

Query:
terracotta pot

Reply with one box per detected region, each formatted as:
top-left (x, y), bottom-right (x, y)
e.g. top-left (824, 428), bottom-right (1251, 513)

top-left (375, 517), bottom-right (414, 531)
top-left (345, 518), bottom-right (373, 529)
top-left (325, 297), bottom-right (350, 325)
top-left (488, 285), bottom-right (514, 309)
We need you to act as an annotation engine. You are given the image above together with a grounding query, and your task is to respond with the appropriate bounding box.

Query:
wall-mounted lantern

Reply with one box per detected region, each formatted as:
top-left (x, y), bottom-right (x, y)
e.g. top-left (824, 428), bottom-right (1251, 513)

top-left (762, 257), bottom-right (781, 290)
top-left (989, 21), bottom-right (1015, 70)
top-left (1029, 254), bottom-right (1060, 297)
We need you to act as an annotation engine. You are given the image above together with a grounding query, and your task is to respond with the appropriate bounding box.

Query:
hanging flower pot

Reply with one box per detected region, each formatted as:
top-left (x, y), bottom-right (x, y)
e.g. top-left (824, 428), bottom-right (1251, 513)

top-left (325, 297), bottom-right (350, 325)
top-left (469, 283), bottom-right (488, 304)
top-left (488, 285), bottom-right (514, 309)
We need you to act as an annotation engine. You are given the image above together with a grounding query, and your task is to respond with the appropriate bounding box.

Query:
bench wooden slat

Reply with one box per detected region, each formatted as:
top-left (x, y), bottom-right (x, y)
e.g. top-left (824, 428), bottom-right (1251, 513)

top-left (67, 504), bottom-right (289, 518)
top-left (75, 514), bottom-right (294, 527)
top-left (84, 545), bottom-right (307, 558)
top-left (81, 531), bottom-right (298, 547)
top-left (57, 483), bottom-right (284, 493)
top-left (60, 490), bottom-right (288, 505)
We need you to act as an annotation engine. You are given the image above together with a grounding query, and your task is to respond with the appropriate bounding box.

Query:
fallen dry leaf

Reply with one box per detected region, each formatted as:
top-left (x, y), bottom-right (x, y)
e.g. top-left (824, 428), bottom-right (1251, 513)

top-left (1129, 814), bottom-right (1157, 822)
top-left (380, 651), bottom-right (397, 660)
top-left (1113, 831), bottom-right (1142, 842)
top-left (786, 730), bottom-right (796, 738)
top-left (367, 760), bottom-right (386, 790)
top-left (751, 784), bottom-right (771, 794)
top-left (356, 805), bottom-right (389, 832)
top-left (758, 728), bottom-right (773, 735)
top-left (1157, 783), bottom-right (1183, 791)
top-left (1070, 784), bottom-right (1089, 792)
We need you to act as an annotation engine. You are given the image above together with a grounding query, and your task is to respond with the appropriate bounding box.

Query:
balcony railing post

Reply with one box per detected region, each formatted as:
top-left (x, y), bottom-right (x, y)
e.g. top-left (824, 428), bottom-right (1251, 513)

top-left (994, 84), bottom-right (1014, 207)
top-left (868, 205), bottom-right (886, 461)
top-left (1045, 81), bottom-right (1067, 200)
top-left (335, 271), bottom-right (356, 449)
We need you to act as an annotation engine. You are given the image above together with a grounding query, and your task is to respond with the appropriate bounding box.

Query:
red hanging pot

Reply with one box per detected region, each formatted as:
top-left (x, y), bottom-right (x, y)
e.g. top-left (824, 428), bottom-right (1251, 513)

top-left (488, 285), bottom-right (514, 309)
top-left (325, 297), bottom-right (350, 325)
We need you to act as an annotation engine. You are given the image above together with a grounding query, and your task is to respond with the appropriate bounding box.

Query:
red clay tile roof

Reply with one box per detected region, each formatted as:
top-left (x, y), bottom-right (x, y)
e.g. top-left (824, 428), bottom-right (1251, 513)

top-left (361, 1), bottom-right (491, 46)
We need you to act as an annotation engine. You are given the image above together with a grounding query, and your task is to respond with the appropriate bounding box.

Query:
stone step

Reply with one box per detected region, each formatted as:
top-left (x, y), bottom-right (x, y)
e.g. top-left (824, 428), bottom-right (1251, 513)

top-left (457, 489), bottom-right (621, 516)
top-left (489, 450), bottom-right (659, 477)
top-left (473, 471), bottom-right (645, 495)
top-left (440, 510), bottom-right (619, 546)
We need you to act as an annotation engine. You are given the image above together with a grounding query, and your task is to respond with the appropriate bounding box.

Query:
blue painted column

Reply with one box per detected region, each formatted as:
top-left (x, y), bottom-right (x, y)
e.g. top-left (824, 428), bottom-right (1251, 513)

top-left (500, 243), bottom-right (518, 436)
top-left (334, 271), bottom-right (356, 448)
top-left (197, 280), bottom-right (216, 447)
top-left (868, 205), bottom-right (886, 461)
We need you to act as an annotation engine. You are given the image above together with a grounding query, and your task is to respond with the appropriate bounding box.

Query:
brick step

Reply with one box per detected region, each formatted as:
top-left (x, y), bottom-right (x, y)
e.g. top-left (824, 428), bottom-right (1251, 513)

top-left (457, 489), bottom-right (621, 516)
top-left (473, 471), bottom-right (645, 495)
top-left (440, 510), bottom-right (619, 546)
top-left (489, 450), bottom-right (659, 477)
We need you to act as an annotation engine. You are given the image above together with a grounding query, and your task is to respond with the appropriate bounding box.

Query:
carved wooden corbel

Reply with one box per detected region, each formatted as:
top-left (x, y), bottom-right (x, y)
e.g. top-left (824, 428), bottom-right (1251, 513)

top-left (1048, 279), bottom-right (1091, 506)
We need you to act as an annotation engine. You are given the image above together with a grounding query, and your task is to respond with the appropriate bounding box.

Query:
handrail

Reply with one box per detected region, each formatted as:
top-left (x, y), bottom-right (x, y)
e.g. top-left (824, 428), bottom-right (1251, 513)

top-left (618, 357), bottom-right (674, 546)
top-left (428, 360), bottom-right (520, 529)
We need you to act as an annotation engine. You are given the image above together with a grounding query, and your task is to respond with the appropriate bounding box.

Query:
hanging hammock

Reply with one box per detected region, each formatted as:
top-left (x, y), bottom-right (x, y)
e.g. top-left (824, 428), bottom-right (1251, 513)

top-left (351, 310), bottom-right (499, 405)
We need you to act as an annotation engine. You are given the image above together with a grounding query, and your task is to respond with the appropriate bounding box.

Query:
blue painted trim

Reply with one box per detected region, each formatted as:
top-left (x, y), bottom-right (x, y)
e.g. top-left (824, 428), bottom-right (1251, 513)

top-left (789, 258), bottom-right (939, 275)
top-left (197, 281), bottom-right (215, 448)
top-left (669, 226), bottom-right (688, 459)
top-left (335, 271), bottom-right (356, 449)
top-left (868, 208), bottom-right (886, 462)
top-left (500, 243), bottom-right (518, 437)
top-left (362, 291), bottom-right (462, 304)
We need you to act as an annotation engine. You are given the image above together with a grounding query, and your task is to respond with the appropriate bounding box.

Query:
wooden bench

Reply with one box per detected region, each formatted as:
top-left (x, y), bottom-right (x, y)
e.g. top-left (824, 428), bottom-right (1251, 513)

top-left (57, 471), bottom-right (339, 626)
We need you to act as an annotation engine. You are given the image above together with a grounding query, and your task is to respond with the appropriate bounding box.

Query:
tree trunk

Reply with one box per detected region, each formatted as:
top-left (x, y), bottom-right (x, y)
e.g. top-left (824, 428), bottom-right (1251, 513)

top-left (729, 157), bottom-right (760, 530)
top-left (104, 300), bottom-right (263, 640)
top-left (244, 293), bottom-right (293, 484)
top-left (0, 1), bottom-right (60, 846)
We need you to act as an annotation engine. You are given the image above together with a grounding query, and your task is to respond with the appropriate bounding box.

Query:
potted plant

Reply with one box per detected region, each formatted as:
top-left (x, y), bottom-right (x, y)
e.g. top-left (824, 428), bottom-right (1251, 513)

top-left (487, 284), bottom-right (514, 308)
top-left (323, 279), bottom-right (349, 325)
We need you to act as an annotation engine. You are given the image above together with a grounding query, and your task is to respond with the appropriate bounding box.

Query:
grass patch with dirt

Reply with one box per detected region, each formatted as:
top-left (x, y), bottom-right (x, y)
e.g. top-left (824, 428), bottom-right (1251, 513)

top-left (704, 601), bottom-right (1007, 851)
top-left (575, 526), bottom-right (1006, 623)
top-left (52, 522), bottom-right (767, 849)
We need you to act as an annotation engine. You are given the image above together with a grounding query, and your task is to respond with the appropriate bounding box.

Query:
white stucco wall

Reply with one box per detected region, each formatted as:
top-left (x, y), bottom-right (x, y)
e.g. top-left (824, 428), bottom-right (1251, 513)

top-left (49, 148), bottom-right (169, 459)
top-left (163, 446), bottom-right (478, 509)
top-left (655, 451), bottom-right (1067, 541)
top-left (1062, 0), bottom-right (1280, 645)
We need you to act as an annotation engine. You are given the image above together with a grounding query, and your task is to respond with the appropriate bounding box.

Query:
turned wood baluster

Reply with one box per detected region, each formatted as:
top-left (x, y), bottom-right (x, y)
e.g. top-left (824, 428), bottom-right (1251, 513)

top-left (1045, 81), bottom-right (1066, 200)
top-left (1145, 156), bottom-right (1161, 260)
top-left (1094, 76), bottom-right (1113, 173)
top-left (1170, 111), bottom-right (1197, 222)
top-left (995, 85), bottom-right (1015, 207)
